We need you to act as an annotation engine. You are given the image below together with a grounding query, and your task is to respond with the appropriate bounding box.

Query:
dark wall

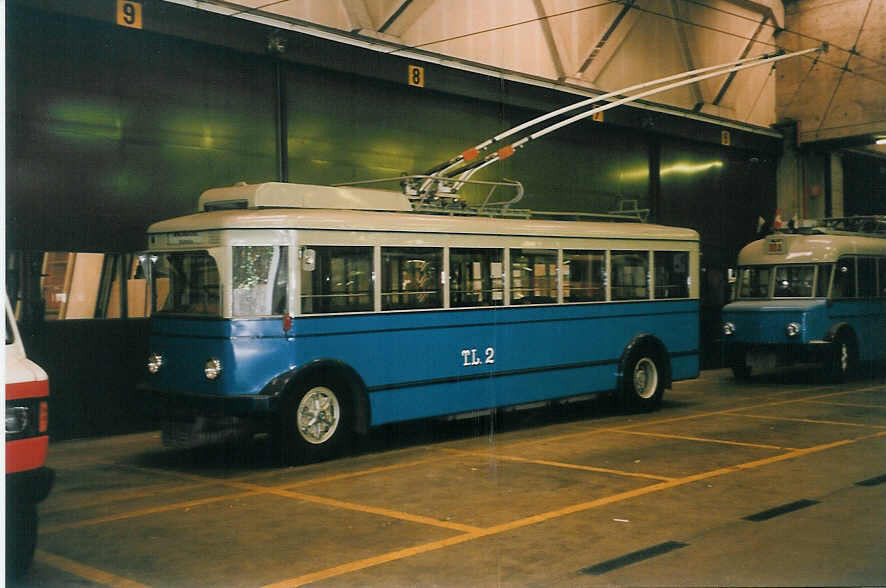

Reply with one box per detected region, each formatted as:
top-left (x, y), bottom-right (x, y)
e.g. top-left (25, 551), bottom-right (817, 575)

top-left (7, 2), bottom-right (780, 438)
top-left (843, 153), bottom-right (886, 215)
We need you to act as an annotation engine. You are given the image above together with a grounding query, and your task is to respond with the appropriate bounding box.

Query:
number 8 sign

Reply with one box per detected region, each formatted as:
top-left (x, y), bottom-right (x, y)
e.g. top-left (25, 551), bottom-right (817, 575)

top-left (408, 65), bottom-right (425, 88)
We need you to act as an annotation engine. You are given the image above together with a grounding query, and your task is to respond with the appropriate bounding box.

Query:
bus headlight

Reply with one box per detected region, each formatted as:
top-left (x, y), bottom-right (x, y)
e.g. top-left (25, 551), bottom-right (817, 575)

top-left (147, 352), bottom-right (164, 374)
top-left (722, 322), bottom-right (735, 336)
top-left (785, 322), bottom-right (801, 337)
top-left (6, 406), bottom-right (29, 435)
top-left (204, 358), bottom-right (223, 380)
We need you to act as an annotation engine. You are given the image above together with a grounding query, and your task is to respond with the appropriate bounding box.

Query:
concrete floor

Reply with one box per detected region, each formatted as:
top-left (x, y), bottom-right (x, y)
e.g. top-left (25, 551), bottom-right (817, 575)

top-left (17, 367), bottom-right (886, 587)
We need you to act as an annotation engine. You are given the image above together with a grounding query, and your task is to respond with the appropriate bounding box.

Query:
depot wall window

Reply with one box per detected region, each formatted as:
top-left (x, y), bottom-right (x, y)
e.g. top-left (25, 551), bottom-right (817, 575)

top-left (654, 251), bottom-right (689, 299)
top-left (449, 248), bottom-right (504, 308)
top-left (381, 247), bottom-right (442, 311)
top-left (563, 250), bottom-right (605, 302)
top-left (611, 251), bottom-right (649, 300)
top-left (510, 249), bottom-right (557, 305)
top-left (301, 246), bottom-right (373, 314)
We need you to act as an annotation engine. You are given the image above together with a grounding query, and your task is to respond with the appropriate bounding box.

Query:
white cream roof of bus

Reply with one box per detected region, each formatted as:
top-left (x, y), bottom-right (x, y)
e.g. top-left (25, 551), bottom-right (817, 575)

top-left (198, 181), bottom-right (413, 212)
top-left (151, 185), bottom-right (698, 242)
top-left (738, 233), bottom-right (886, 265)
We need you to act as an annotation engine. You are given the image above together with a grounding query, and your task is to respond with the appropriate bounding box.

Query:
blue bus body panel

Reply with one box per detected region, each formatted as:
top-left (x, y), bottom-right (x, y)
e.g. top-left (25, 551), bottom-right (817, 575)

top-left (147, 300), bottom-right (699, 425)
top-left (722, 299), bottom-right (886, 362)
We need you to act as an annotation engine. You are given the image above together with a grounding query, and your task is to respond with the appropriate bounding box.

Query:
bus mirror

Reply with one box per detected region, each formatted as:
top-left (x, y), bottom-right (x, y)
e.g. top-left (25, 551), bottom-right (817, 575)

top-left (302, 249), bottom-right (316, 272)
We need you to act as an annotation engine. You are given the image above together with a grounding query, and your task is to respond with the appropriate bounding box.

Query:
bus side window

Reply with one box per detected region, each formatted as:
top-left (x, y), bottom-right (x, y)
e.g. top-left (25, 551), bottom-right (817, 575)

top-left (654, 251), bottom-right (689, 299)
top-left (449, 248), bottom-right (504, 308)
top-left (816, 264), bottom-right (832, 298)
top-left (611, 251), bottom-right (650, 301)
top-left (832, 258), bottom-right (856, 299)
top-left (301, 246), bottom-right (373, 314)
top-left (858, 257), bottom-right (877, 298)
top-left (563, 250), bottom-right (605, 302)
top-left (381, 247), bottom-right (443, 311)
top-left (509, 249), bottom-right (557, 305)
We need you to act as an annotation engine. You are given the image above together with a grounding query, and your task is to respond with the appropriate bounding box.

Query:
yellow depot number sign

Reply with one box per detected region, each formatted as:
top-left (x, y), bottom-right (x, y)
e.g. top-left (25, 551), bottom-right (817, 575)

top-left (408, 65), bottom-right (425, 88)
top-left (117, 0), bottom-right (143, 29)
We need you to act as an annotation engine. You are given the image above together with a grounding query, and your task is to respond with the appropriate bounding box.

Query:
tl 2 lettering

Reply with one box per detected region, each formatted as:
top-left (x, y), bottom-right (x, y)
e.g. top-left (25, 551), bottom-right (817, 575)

top-left (461, 347), bottom-right (495, 366)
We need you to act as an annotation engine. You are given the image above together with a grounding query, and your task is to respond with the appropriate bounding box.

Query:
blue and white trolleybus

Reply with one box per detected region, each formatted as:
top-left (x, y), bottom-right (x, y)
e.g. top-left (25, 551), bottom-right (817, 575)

top-left (140, 181), bottom-right (700, 462)
top-left (722, 216), bottom-right (886, 380)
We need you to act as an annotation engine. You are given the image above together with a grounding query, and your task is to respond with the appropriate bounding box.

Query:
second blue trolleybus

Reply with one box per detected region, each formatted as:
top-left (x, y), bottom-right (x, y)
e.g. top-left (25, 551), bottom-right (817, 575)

top-left (140, 181), bottom-right (700, 462)
top-left (722, 216), bottom-right (886, 380)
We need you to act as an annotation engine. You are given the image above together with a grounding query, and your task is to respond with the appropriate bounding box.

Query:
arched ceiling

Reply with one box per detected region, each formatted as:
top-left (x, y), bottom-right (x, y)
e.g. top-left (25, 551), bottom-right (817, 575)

top-left (170, 0), bottom-right (884, 152)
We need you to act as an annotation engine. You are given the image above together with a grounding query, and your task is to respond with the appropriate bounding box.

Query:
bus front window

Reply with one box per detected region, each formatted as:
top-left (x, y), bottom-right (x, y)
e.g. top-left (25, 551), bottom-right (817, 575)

top-left (738, 267), bottom-right (771, 298)
top-left (773, 265), bottom-right (815, 297)
top-left (152, 251), bottom-right (221, 316)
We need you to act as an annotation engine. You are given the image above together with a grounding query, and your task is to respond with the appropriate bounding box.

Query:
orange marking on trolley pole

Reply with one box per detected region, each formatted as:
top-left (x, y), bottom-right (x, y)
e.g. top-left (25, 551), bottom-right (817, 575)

top-left (35, 550), bottom-right (151, 588)
top-left (497, 145), bottom-right (515, 159)
top-left (461, 147), bottom-right (479, 162)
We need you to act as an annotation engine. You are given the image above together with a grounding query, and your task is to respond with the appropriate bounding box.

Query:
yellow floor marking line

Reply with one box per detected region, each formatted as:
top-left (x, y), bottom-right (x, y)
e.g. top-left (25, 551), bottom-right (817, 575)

top-left (607, 429), bottom-right (797, 451)
top-left (97, 461), bottom-right (482, 534)
top-left (40, 490), bottom-right (262, 534)
top-left (280, 454), bottom-right (455, 489)
top-left (262, 429), bottom-right (886, 587)
top-left (42, 481), bottom-right (213, 516)
top-left (440, 447), bottom-right (675, 482)
top-left (734, 413), bottom-right (886, 429)
top-left (35, 550), bottom-right (152, 588)
top-left (803, 399), bottom-right (886, 409)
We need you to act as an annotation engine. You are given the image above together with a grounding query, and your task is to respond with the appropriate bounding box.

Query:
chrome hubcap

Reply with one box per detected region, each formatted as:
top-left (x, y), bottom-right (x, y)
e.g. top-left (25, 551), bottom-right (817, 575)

top-left (297, 386), bottom-right (340, 444)
top-left (839, 343), bottom-right (849, 372)
top-left (633, 358), bottom-right (658, 399)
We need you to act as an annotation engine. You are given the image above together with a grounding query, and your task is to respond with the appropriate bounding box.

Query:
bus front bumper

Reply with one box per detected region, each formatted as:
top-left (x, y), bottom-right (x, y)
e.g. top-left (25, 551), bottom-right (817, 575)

top-left (724, 340), bottom-right (833, 370)
top-left (139, 384), bottom-right (276, 419)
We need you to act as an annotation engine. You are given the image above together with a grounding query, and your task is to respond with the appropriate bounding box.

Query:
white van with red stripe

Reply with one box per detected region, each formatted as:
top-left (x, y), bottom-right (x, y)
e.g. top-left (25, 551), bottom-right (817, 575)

top-left (5, 296), bottom-right (54, 579)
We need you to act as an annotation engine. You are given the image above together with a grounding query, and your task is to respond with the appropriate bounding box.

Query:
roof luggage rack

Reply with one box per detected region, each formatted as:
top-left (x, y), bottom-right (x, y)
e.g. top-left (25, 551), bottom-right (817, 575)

top-left (815, 215), bottom-right (886, 236)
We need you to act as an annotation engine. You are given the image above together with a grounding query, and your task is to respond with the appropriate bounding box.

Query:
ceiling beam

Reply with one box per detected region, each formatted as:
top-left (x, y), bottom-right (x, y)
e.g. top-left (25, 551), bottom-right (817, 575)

top-left (668, 0), bottom-right (704, 107)
top-left (579, 0), bottom-right (641, 85)
top-left (378, 0), bottom-right (435, 37)
top-left (339, 0), bottom-right (374, 32)
top-left (533, 0), bottom-right (567, 80)
top-left (712, 16), bottom-right (768, 106)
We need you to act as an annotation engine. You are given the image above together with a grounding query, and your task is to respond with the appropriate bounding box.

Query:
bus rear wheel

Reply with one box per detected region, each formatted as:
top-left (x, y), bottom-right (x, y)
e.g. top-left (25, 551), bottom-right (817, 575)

top-left (276, 375), bottom-right (351, 465)
top-left (620, 345), bottom-right (664, 412)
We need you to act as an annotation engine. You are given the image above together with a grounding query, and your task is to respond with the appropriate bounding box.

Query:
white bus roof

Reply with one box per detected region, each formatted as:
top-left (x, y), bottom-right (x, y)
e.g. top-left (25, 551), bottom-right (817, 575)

top-left (738, 232), bottom-right (886, 265)
top-left (198, 182), bottom-right (413, 212)
top-left (148, 207), bottom-right (697, 242)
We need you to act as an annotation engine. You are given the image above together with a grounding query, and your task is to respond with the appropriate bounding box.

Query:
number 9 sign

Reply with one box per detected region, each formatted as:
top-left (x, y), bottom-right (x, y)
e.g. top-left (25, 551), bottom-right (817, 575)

top-left (117, 0), bottom-right (143, 29)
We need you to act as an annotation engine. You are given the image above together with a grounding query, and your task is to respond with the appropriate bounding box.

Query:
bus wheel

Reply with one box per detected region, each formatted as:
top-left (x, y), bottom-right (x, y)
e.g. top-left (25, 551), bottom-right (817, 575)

top-left (277, 376), bottom-right (351, 465)
top-left (620, 345), bottom-right (664, 412)
top-left (825, 331), bottom-right (856, 383)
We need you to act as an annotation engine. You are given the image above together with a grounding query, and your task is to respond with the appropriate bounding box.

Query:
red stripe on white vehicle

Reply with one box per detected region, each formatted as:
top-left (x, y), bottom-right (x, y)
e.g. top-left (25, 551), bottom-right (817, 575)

top-left (6, 436), bottom-right (49, 474)
top-left (6, 379), bottom-right (49, 400)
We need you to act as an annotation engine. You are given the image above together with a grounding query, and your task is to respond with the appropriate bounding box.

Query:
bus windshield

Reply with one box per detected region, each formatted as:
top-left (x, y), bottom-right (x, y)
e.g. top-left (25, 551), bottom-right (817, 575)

top-left (152, 251), bottom-right (221, 316)
top-left (738, 264), bottom-right (819, 299)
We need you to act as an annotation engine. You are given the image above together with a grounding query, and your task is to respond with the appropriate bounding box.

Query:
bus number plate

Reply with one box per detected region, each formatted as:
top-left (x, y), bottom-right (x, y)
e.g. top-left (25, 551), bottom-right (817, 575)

top-left (461, 347), bottom-right (495, 367)
top-left (766, 237), bottom-right (784, 254)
